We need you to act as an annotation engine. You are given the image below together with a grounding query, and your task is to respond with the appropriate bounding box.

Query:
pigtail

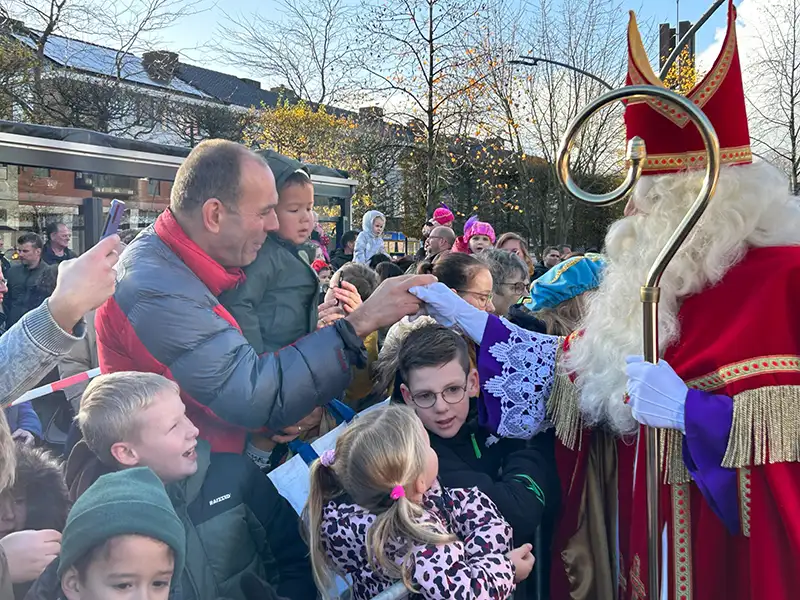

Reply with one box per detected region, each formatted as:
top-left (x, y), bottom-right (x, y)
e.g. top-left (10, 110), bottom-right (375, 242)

top-left (302, 458), bottom-right (345, 599)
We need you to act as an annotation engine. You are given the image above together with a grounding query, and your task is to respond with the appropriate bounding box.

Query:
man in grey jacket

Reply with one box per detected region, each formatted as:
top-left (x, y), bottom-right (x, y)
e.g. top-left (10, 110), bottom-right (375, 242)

top-left (95, 139), bottom-right (434, 453)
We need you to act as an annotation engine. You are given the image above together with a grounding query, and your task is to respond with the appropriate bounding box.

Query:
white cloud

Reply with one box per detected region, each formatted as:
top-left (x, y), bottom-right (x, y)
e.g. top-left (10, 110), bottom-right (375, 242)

top-left (697, 0), bottom-right (782, 86)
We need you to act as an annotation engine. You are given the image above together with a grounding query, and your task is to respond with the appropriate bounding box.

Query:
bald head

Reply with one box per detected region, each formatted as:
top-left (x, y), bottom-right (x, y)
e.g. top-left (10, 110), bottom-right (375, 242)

top-left (169, 139), bottom-right (280, 268)
top-left (171, 139), bottom-right (265, 215)
top-left (426, 226), bottom-right (455, 256)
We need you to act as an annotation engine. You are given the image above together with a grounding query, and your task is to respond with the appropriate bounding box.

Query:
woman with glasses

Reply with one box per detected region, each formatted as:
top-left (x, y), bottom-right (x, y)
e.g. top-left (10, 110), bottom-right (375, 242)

top-left (478, 249), bottom-right (530, 318)
top-left (380, 253), bottom-right (495, 362)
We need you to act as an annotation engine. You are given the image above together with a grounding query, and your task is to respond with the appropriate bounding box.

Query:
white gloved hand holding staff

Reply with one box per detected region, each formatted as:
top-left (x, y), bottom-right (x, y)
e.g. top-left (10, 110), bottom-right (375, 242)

top-left (626, 356), bottom-right (688, 433)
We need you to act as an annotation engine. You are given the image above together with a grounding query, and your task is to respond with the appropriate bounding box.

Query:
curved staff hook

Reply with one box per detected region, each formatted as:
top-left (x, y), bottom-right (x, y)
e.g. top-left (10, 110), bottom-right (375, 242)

top-left (556, 83), bottom-right (721, 600)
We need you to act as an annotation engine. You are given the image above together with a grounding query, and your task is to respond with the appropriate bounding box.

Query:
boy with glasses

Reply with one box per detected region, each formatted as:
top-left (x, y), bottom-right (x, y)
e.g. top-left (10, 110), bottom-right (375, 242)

top-left (393, 324), bottom-right (558, 599)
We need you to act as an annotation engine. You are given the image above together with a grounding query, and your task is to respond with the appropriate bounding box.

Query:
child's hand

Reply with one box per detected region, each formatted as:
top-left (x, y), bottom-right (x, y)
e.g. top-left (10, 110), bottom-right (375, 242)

top-left (506, 543), bottom-right (534, 583)
top-left (12, 428), bottom-right (35, 446)
top-left (1, 529), bottom-right (61, 583)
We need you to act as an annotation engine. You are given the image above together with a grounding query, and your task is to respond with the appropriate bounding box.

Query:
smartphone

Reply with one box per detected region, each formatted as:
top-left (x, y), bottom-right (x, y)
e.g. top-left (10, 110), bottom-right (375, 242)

top-left (101, 199), bottom-right (126, 240)
top-left (334, 274), bottom-right (346, 306)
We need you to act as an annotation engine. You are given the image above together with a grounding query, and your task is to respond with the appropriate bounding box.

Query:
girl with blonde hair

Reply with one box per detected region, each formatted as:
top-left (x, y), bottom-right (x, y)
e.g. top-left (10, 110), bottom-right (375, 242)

top-left (303, 404), bottom-right (530, 600)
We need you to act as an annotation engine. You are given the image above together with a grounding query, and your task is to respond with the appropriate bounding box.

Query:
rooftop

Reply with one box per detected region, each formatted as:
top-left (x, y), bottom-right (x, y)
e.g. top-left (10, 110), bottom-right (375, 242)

top-left (12, 31), bottom-right (210, 98)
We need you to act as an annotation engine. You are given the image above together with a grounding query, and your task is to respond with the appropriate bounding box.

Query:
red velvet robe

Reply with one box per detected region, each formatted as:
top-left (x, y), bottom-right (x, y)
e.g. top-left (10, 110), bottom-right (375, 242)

top-left (553, 246), bottom-right (800, 600)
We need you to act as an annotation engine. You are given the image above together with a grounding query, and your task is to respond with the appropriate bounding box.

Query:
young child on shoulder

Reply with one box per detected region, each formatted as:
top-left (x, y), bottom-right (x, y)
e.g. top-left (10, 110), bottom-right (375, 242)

top-left (394, 324), bottom-right (559, 599)
top-left (353, 210), bottom-right (387, 264)
top-left (453, 216), bottom-right (496, 255)
top-left (58, 467), bottom-right (186, 600)
top-left (221, 151), bottom-right (319, 355)
top-left (303, 403), bottom-right (533, 600)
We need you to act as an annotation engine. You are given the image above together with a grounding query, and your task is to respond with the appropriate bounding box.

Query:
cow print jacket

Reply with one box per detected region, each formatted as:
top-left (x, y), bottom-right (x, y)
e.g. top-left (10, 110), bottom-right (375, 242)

top-left (320, 482), bottom-right (517, 599)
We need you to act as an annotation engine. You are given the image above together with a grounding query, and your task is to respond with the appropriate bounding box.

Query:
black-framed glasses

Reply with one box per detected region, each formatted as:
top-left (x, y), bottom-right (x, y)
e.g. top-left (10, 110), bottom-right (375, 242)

top-left (409, 384), bottom-right (468, 408)
top-left (501, 281), bottom-right (529, 296)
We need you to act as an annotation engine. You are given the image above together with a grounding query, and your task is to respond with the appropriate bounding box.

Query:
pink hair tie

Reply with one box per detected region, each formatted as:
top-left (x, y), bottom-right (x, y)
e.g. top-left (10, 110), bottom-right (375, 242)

top-left (389, 486), bottom-right (406, 501)
top-left (320, 449), bottom-right (336, 467)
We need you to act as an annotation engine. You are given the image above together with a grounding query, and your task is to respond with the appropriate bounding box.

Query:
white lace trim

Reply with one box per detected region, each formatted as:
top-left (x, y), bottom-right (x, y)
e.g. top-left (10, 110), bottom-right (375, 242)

top-left (482, 318), bottom-right (558, 439)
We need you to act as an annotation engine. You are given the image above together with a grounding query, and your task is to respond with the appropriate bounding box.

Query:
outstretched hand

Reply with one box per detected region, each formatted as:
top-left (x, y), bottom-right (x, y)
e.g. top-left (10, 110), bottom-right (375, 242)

top-left (345, 274), bottom-right (436, 338)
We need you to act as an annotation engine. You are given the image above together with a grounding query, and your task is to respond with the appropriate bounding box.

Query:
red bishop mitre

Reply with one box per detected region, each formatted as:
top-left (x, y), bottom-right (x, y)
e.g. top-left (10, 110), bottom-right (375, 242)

top-left (625, 0), bottom-right (752, 175)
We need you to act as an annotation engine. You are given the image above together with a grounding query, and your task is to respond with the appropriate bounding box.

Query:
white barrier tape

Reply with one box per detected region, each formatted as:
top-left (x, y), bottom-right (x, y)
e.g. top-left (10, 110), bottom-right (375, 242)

top-left (10, 367), bottom-right (102, 406)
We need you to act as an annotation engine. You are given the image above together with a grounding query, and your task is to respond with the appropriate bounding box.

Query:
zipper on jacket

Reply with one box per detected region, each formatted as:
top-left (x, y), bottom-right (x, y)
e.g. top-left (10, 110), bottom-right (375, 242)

top-left (470, 433), bottom-right (482, 459)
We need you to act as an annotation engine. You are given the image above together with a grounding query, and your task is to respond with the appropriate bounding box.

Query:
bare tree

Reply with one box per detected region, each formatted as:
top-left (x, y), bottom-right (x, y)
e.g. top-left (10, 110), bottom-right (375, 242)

top-left (745, 0), bottom-right (800, 192)
top-left (519, 0), bottom-right (630, 245)
top-left (162, 101), bottom-right (249, 147)
top-left (459, 0), bottom-right (539, 240)
top-left (215, 0), bottom-right (355, 105)
top-left (359, 0), bottom-right (487, 216)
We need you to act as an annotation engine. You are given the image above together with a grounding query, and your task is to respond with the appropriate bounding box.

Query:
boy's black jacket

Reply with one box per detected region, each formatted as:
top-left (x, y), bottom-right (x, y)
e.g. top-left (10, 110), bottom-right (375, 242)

top-left (26, 440), bottom-right (313, 600)
top-left (429, 409), bottom-right (560, 543)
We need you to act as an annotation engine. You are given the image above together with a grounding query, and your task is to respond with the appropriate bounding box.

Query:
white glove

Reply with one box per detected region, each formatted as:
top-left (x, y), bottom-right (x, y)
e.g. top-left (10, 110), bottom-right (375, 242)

top-left (625, 356), bottom-right (688, 433)
top-left (410, 282), bottom-right (489, 344)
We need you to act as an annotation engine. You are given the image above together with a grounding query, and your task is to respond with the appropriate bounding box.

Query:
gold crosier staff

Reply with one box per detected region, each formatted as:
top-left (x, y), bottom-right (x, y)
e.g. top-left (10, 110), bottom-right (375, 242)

top-left (556, 84), bottom-right (721, 599)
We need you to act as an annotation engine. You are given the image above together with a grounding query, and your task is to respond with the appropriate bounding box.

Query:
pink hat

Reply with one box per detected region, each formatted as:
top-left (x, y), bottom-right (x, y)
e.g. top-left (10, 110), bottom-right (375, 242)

top-left (432, 205), bottom-right (455, 226)
top-left (465, 220), bottom-right (496, 245)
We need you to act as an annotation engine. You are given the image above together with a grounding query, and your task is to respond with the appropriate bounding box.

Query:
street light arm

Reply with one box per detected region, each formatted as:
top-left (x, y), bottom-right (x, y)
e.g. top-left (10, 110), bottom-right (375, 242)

top-left (512, 57), bottom-right (614, 90)
top-left (658, 0), bottom-right (726, 80)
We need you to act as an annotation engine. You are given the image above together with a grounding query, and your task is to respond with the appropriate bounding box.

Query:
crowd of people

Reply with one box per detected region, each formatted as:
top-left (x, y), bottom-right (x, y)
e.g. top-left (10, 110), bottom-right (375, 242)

top-left (1, 3), bottom-right (798, 600)
top-left (0, 138), bottom-right (579, 600)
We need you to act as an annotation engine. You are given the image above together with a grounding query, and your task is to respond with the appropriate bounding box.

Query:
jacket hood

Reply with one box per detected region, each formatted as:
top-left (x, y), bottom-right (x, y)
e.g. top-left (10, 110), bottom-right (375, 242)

top-left (65, 440), bottom-right (116, 502)
top-left (168, 439), bottom-right (211, 505)
top-left (361, 210), bottom-right (385, 237)
top-left (13, 445), bottom-right (70, 532)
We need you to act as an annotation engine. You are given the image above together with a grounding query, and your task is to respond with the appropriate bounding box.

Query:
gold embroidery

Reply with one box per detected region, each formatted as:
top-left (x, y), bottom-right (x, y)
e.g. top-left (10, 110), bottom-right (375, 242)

top-left (637, 146), bottom-right (752, 173)
top-left (545, 253), bottom-right (605, 284)
top-left (672, 483), bottom-right (693, 600)
top-left (686, 22), bottom-right (737, 111)
top-left (738, 467), bottom-right (752, 538)
top-left (722, 385), bottom-right (800, 468)
top-left (630, 554), bottom-right (646, 600)
top-left (547, 341), bottom-right (582, 451)
top-left (685, 355), bottom-right (800, 392)
top-left (619, 552), bottom-right (628, 593)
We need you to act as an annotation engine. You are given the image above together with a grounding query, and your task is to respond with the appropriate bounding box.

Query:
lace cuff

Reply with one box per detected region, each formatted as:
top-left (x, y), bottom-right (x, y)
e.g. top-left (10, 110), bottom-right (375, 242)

top-left (477, 315), bottom-right (558, 439)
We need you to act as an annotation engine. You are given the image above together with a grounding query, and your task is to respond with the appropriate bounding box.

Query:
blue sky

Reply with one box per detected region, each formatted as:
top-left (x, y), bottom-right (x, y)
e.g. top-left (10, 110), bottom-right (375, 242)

top-left (163, 0), bottom-right (728, 81)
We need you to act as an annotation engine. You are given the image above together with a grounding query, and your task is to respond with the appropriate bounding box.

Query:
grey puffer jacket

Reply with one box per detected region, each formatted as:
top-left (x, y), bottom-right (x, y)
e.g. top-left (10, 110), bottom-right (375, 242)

top-left (95, 212), bottom-right (366, 453)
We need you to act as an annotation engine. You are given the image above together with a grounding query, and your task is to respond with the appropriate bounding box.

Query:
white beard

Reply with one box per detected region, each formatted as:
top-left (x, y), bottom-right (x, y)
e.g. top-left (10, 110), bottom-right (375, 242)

top-left (565, 160), bottom-right (800, 436)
